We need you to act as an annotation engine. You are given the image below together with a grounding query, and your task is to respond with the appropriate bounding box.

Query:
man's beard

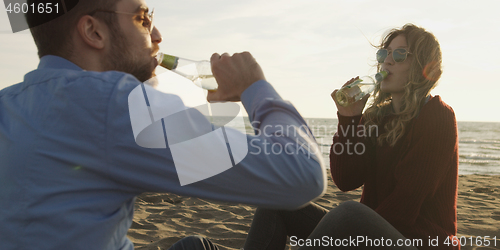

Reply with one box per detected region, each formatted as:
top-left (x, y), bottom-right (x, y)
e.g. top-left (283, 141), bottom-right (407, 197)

top-left (104, 28), bottom-right (155, 83)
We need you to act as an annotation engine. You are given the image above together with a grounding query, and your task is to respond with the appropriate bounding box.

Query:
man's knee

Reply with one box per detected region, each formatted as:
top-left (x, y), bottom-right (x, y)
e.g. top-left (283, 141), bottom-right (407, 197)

top-left (169, 235), bottom-right (218, 250)
top-left (336, 201), bottom-right (371, 213)
top-left (254, 207), bottom-right (282, 220)
top-left (322, 201), bottom-right (374, 225)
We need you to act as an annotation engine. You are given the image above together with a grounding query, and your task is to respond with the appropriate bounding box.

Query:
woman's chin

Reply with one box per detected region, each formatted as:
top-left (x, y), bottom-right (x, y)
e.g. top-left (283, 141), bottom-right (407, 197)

top-left (379, 86), bottom-right (389, 93)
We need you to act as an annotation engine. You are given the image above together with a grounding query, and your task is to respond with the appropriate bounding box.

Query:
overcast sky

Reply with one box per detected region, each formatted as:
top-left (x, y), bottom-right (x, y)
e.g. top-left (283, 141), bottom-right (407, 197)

top-left (1, 0), bottom-right (499, 122)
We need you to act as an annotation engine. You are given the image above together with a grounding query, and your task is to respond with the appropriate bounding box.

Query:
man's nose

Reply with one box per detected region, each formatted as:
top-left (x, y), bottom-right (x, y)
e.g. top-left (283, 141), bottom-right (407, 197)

top-left (151, 26), bottom-right (162, 44)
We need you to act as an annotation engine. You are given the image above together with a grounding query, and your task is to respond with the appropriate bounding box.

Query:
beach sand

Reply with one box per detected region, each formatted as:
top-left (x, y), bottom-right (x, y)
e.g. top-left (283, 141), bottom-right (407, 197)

top-left (128, 175), bottom-right (500, 250)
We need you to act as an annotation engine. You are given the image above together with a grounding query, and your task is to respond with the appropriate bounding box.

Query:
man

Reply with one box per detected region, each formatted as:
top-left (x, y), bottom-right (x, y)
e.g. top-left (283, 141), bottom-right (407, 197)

top-left (0, 0), bottom-right (326, 249)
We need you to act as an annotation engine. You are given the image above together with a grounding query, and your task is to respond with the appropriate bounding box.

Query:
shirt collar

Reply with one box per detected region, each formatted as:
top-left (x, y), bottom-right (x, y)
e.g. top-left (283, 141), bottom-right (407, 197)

top-left (38, 55), bottom-right (83, 71)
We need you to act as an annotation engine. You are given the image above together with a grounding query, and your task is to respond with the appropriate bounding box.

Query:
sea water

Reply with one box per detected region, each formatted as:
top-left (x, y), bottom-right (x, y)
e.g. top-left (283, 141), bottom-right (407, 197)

top-left (229, 117), bottom-right (499, 175)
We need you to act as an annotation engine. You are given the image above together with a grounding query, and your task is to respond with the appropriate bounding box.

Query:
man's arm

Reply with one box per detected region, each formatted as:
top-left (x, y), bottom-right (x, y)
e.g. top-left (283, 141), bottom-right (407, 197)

top-left (108, 52), bottom-right (326, 209)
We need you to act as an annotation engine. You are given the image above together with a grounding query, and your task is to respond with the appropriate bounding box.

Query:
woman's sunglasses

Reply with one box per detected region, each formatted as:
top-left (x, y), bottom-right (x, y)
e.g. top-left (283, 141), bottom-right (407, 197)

top-left (376, 48), bottom-right (411, 63)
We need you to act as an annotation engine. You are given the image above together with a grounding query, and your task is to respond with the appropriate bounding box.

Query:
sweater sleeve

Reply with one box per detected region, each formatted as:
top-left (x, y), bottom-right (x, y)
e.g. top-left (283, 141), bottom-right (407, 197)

top-left (374, 103), bottom-right (458, 231)
top-left (330, 112), bottom-right (376, 191)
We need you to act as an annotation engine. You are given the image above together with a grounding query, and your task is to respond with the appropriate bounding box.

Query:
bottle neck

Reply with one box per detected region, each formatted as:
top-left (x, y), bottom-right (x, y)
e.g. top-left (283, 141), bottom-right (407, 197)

top-left (157, 53), bottom-right (179, 70)
top-left (375, 70), bottom-right (388, 82)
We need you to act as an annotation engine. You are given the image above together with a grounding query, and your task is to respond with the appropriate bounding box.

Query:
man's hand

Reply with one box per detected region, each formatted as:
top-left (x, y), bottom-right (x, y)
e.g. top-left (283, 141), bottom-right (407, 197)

top-left (207, 52), bottom-right (265, 102)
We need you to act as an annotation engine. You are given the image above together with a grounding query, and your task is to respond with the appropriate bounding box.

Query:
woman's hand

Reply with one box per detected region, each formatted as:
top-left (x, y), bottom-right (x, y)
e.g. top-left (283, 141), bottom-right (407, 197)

top-left (331, 76), bottom-right (370, 117)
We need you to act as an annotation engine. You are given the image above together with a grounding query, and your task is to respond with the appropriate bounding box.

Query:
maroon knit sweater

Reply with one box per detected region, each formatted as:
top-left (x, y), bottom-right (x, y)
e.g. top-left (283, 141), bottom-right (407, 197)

top-left (330, 96), bottom-right (459, 250)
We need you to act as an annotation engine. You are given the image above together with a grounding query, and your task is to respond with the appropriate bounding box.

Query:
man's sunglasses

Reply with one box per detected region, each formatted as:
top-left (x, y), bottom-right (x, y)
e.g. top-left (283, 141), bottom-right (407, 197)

top-left (376, 48), bottom-right (411, 63)
top-left (90, 8), bottom-right (155, 33)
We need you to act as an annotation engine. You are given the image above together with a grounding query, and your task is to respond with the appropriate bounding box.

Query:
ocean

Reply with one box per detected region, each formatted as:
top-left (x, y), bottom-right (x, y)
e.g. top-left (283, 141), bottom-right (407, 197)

top-left (237, 117), bottom-right (500, 175)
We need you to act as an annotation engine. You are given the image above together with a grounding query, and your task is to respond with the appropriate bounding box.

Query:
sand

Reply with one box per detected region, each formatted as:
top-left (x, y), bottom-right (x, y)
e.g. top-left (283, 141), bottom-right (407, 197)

top-left (128, 175), bottom-right (500, 250)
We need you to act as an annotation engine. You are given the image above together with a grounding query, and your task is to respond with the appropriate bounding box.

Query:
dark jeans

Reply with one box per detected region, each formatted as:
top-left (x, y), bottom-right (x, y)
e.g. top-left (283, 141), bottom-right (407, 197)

top-left (244, 201), bottom-right (417, 249)
top-left (168, 235), bottom-right (219, 250)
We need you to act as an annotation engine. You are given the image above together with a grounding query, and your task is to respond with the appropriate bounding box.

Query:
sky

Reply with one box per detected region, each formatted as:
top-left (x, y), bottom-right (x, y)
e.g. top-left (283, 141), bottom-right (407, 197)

top-left (1, 0), bottom-right (499, 122)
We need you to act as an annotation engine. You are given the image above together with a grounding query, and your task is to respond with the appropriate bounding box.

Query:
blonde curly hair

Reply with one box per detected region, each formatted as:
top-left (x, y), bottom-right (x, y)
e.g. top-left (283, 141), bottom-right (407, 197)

top-left (364, 24), bottom-right (442, 146)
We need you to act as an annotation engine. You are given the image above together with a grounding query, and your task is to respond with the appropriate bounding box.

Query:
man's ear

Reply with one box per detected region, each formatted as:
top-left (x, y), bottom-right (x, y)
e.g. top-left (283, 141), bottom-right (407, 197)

top-left (76, 15), bottom-right (107, 50)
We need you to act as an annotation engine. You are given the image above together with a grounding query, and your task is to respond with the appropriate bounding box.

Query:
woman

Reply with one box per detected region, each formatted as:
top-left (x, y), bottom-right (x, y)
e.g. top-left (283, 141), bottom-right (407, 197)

top-left (243, 24), bottom-right (459, 250)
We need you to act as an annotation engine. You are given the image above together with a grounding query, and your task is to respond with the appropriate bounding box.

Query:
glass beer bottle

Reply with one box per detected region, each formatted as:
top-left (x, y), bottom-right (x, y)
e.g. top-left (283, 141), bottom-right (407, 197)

top-left (156, 52), bottom-right (218, 91)
top-left (335, 71), bottom-right (388, 107)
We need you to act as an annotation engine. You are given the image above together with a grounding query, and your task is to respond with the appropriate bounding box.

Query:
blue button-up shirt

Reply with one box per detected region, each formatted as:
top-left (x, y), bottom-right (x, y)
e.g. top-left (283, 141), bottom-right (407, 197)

top-left (0, 55), bottom-right (325, 250)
